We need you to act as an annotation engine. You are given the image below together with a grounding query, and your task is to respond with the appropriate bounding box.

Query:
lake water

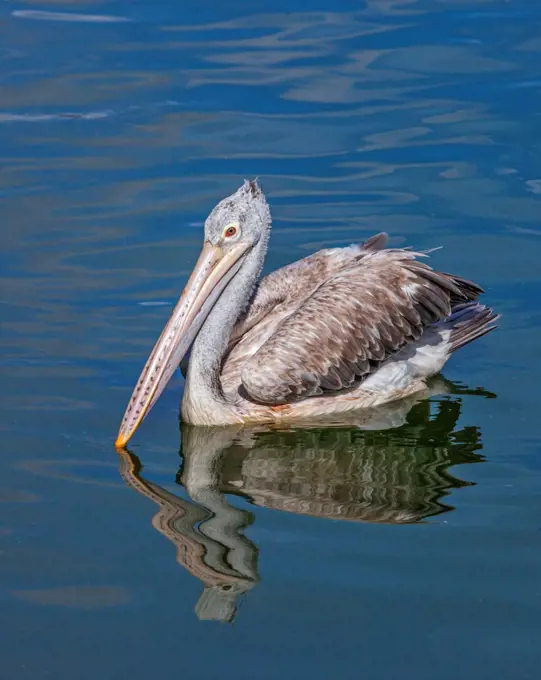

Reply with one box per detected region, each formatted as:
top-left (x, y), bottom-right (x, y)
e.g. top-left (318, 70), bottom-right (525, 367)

top-left (1, 1), bottom-right (540, 678)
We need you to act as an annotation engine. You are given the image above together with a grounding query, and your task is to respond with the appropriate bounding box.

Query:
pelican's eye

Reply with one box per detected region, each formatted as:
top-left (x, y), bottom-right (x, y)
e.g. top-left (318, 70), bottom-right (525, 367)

top-left (223, 224), bottom-right (239, 239)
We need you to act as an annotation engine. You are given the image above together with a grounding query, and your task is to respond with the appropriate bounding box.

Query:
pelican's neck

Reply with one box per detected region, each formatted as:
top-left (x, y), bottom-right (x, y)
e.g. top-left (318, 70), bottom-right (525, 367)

top-left (183, 237), bottom-right (267, 423)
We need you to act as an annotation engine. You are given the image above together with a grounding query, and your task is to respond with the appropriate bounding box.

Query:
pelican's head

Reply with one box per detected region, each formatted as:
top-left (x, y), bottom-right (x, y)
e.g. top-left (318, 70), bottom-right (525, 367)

top-left (204, 178), bottom-right (271, 250)
top-left (115, 179), bottom-right (270, 448)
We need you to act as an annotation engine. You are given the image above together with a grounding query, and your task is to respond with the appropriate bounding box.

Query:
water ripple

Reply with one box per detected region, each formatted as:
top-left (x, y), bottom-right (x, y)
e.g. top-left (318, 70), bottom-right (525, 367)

top-left (12, 10), bottom-right (131, 24)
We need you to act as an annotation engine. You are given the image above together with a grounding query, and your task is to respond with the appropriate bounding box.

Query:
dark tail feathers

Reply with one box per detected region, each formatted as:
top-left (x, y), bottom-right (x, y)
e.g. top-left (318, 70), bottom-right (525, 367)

top-left (439, 302), bottom-right (500, 352)
top-left (444, 273), bottom-right (485, 303)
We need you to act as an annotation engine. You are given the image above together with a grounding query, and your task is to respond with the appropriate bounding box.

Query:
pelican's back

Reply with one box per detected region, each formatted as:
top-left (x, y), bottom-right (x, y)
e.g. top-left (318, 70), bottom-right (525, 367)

top-left (220, 234), bottom-right (498, 412)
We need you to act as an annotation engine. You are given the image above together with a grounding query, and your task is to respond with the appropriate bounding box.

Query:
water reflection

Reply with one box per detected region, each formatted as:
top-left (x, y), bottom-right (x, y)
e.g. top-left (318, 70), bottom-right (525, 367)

top-left (118, 382), bottom-right (493, 622)
top-left (118, 450), bottom-right (258, 623)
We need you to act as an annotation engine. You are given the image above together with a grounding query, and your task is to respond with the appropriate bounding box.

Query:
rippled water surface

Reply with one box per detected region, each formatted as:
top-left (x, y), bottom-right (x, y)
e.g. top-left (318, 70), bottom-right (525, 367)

top-left (1, 1), bottom-right (541, 678)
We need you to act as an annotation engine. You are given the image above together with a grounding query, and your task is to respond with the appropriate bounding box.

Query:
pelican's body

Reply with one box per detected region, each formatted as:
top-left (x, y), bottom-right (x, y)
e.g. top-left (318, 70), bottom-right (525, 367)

top-left (116, 180), bottom-right (498, 446)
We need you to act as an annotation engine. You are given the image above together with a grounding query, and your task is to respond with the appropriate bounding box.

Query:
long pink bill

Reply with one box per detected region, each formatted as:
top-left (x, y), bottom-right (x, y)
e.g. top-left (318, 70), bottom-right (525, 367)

top-left (115, 240), bottom-right (248, 448)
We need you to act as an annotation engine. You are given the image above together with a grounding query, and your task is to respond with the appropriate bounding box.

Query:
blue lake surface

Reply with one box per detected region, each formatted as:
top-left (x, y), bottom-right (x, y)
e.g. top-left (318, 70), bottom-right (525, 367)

top-left (1, 1), bottom-right (540, 678)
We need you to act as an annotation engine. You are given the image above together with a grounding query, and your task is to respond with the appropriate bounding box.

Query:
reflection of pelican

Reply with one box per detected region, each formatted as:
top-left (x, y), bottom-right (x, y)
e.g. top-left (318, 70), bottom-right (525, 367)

top-left (181, 384), bottom-right (487, 525)
top-left (116, 180), bottom-right (497, 445)
top-left (118, 386), bottom-right (489, 621)
top-left (118, 451), bottom-right (259, 623)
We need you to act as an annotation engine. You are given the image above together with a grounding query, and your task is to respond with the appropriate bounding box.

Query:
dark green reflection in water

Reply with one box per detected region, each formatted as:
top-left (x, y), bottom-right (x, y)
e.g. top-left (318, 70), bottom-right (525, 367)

top-left (118, 380), bottom-right (493, 623)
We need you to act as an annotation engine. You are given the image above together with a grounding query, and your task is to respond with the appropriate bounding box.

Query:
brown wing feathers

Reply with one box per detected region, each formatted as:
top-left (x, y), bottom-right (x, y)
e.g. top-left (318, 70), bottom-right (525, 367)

top-left (240, 249), bottom-right (473, 405)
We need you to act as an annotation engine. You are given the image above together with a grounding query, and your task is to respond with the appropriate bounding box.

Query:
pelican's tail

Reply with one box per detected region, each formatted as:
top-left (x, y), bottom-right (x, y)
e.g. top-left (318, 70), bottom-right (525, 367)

top-left (354, 301), bottom-right (499, 395)
top-left (436, 301), bottom-right (500, 352)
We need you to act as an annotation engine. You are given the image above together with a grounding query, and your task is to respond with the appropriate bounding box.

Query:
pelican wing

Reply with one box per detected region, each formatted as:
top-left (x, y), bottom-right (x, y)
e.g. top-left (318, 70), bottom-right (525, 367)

top-left (220, 234), bottom-right (390, 393)
top-left (239, 250), bottom-right (479, 405)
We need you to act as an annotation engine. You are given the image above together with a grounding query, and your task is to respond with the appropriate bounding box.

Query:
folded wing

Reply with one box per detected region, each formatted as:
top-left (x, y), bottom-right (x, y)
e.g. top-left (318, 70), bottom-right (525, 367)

top-left (239, 250), bottom-right (481, 405)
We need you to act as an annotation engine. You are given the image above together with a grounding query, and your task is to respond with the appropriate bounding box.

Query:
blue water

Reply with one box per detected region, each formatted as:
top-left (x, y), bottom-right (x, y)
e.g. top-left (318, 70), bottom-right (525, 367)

top-left (1, 1), bottom-right (540, 678)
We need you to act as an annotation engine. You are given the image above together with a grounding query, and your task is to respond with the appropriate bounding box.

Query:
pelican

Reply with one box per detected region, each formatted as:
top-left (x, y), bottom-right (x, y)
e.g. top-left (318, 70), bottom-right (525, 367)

top-left (115, 179), bottom-right (498, 446)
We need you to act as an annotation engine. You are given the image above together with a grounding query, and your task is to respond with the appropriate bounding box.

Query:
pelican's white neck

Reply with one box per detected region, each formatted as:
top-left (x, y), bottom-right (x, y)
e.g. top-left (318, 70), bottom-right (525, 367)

top-left (182, 236), bottom-right (268, 424)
